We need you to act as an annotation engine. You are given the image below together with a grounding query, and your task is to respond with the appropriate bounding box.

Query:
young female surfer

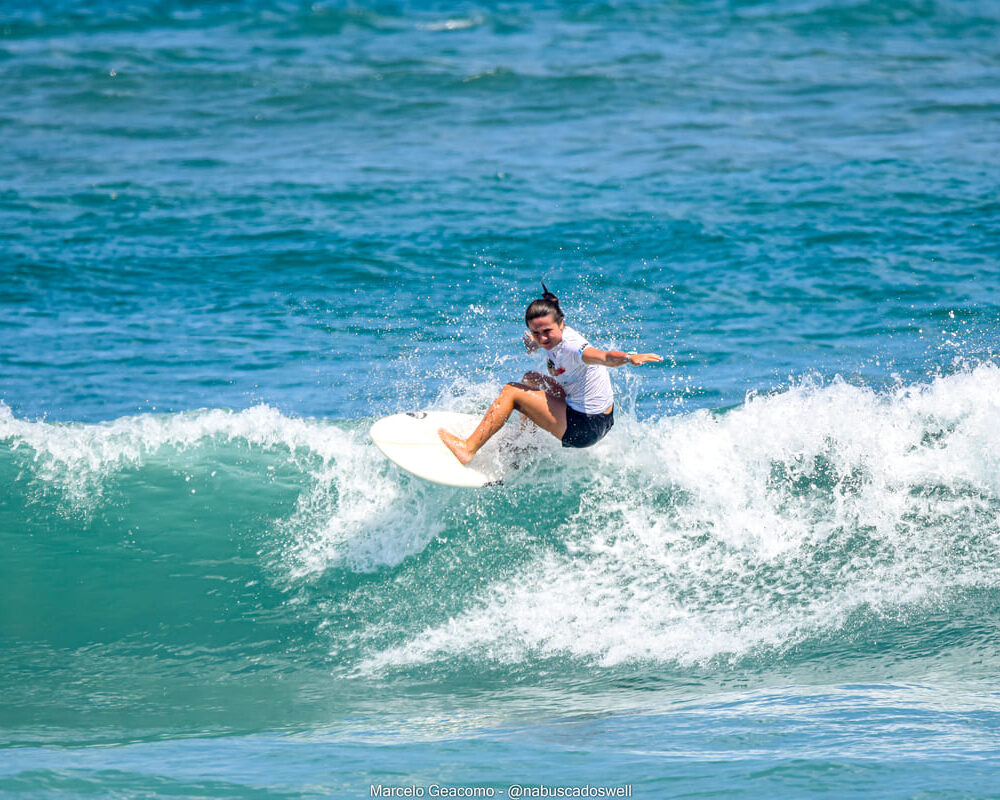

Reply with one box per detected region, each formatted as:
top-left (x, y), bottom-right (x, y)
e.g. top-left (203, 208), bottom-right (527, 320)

top-left (438, 285), bottom-right (663, 465)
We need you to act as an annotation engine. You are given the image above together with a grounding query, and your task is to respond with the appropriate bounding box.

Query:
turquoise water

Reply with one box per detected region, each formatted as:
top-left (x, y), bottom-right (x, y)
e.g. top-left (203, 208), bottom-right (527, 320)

top-left (3, 1), bottom-right (1000, 797)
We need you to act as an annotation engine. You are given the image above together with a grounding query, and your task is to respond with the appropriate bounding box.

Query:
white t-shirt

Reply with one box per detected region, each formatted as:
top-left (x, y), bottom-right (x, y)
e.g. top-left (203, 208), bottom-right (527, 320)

top-left (543, 325), bottom-right (614, 414)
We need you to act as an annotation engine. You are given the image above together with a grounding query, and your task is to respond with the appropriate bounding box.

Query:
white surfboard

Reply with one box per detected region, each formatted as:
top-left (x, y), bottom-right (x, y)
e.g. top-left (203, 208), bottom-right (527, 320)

top-left (370, 411), bottom-right (503, 488)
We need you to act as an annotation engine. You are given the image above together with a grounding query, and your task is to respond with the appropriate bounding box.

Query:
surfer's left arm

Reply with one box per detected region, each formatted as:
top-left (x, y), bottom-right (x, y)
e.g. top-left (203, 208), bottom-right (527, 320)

top-left (581, 347), bottom-right (663, 367)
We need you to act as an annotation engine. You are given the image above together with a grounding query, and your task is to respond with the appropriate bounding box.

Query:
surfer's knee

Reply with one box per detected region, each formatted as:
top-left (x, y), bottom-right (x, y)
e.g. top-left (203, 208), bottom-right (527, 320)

top-left (520, 371), bottom-right (546, 391)
top-left (502, 382), bottom-right (531, 409)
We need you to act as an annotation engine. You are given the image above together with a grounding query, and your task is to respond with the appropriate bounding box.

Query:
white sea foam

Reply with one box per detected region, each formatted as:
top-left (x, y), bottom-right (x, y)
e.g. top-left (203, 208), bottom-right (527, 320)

top-left (275, 446), bottom-right (448, 579)
top-left (417, 16), bottom-right (484, 32)
top-left (360, 363), bottom-right (1000, 670)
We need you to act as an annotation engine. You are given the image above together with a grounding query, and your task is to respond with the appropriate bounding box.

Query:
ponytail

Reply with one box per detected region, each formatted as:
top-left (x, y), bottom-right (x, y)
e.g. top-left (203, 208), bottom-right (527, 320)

top-left (525, 281), bottom-right (565, 326)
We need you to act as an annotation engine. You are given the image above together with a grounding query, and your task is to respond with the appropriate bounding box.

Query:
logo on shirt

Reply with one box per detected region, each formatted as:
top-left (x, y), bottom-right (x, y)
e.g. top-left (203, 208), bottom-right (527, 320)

top-left (547, 358), bottom-right (565, 376)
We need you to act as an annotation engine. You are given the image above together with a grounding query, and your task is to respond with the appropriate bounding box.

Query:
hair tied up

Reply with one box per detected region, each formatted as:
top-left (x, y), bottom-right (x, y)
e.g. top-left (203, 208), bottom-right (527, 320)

top-left (526, 281), bottom-right (565, 325)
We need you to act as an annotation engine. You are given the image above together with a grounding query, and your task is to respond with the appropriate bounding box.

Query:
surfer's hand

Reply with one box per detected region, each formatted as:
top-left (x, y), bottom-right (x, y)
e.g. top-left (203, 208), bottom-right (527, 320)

top-left (605, 351), bottom-right (664, 366)
top-left (523, 333), bottom-right (539, 353)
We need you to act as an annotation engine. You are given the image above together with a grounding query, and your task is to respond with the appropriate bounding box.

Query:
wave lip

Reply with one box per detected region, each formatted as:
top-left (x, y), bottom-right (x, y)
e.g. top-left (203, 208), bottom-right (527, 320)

top-left (1, 403), bottom-right (331, 506)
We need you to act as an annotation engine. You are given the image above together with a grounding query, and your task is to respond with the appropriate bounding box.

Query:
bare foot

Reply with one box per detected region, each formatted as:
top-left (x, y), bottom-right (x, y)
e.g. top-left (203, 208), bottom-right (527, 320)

top-left (438, 428), bottom-right (474, 465)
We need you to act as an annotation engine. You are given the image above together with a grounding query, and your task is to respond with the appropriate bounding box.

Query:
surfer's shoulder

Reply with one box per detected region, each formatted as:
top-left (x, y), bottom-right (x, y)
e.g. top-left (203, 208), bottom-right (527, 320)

top-left (560, 325), bottom-right (589, 352)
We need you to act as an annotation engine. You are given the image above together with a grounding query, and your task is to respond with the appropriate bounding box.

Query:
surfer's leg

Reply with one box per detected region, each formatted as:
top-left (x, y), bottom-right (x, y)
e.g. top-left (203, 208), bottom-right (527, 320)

top-left (439, 382), bottom-right (567, 465)
top-left (518, 372), bottom-right (564, 432)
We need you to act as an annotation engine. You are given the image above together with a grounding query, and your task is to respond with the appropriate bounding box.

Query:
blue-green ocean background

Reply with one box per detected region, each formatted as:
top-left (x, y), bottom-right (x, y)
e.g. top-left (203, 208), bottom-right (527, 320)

top-left (3, 0), bottom-right (1000, 797)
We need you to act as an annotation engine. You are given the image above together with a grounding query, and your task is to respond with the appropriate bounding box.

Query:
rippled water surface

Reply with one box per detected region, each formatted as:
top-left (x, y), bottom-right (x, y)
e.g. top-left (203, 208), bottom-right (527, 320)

top-left (3, 1), bottom-right (1000, 797)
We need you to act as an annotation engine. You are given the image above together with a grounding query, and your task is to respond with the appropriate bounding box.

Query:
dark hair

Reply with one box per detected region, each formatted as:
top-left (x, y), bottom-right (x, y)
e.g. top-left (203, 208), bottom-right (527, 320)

top-left (525, 282), bottom-right (565, 326)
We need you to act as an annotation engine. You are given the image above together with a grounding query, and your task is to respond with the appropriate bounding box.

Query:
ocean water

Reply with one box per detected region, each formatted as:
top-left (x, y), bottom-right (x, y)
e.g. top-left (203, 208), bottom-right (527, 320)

top-left (3, 0), bottom-right (1000, 796)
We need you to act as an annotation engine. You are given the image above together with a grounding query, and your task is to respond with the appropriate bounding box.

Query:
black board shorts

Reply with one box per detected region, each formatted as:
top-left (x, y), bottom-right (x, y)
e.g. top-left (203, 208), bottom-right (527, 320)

top-left (561, 404), bottom-right (614, 449)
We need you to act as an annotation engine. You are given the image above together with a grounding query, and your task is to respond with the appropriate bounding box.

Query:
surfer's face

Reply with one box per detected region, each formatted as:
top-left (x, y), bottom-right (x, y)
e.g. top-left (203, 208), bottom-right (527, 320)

top-left (527, 314), bottom-right (564, 350)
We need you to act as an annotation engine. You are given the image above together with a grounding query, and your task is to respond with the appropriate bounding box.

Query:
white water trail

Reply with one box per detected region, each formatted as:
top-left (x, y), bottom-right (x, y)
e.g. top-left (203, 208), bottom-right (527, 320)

top-left (360, 364), bottom-right (1000, 669)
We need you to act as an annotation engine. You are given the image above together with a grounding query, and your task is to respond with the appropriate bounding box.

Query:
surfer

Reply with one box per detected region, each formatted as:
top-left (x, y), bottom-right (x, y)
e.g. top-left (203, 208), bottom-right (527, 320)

top-left (438, 284), bottom-right (663, 465)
